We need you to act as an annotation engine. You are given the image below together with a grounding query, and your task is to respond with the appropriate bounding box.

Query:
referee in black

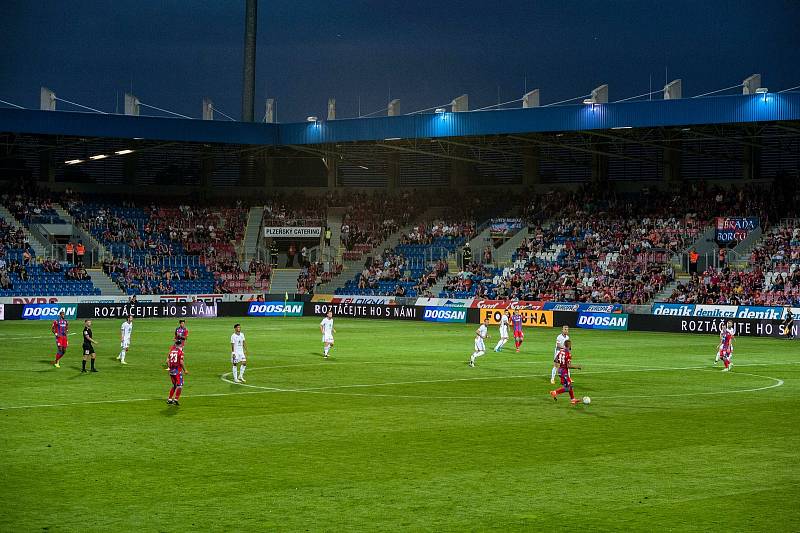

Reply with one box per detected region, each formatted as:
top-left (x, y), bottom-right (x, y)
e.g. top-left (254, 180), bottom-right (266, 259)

top-left (81, 319), bottom-right (99, 372)
top-left (783, 306), bottom-right (795, 340)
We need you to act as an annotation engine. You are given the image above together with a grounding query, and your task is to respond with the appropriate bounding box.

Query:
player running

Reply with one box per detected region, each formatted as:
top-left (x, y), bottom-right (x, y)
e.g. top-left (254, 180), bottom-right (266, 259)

top-left (720, 320), bottom-right (735, 372)
top-left (166, 339), bottom-right (187, 405)
top-left (81, 319), bottom-right (99, 373)
top-left (51, 310), bottom-right (69, 368)
top-left (118, 315), bottom-right (133, 365)
top-left (550, 339), bottom-right (582, 404)
top-left (551, 325), bottom-right (570, 384)
top-left (230, 323), bottom-right (248, 383)
top-left (714, 319), bottom-right (727, 365)
top-left (175, 319), bottom-right (189, 345)
top-left (511, 309), bottom-right (524, 352)
top-left (320, 311), bottom-right (336, 359)
top-left (494, 310), bottom-right (510, 352)
top-left (469, 318), bottom-right (490, 367)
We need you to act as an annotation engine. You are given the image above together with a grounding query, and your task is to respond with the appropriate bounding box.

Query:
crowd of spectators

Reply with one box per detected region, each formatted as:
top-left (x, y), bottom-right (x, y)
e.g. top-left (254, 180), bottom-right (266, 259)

top-left (296, 261), bottom-right (341, 295)
top-left (665, 222), bottom-right (800, 305)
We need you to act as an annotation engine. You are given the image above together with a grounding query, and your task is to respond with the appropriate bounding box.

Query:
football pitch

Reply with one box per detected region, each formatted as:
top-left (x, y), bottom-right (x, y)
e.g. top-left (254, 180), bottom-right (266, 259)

top-left (1, 317), bottom-right (798, 532)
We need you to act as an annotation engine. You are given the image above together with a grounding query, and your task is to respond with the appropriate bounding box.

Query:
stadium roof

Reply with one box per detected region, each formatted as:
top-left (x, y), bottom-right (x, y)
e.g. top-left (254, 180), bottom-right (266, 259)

top-left (2, 93), bottom-right (798, 147)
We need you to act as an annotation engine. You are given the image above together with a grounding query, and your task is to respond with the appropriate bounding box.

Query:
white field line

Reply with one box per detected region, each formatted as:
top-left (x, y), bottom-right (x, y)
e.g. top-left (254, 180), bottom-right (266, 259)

top-left (1, 361), bottom-right (794, 411)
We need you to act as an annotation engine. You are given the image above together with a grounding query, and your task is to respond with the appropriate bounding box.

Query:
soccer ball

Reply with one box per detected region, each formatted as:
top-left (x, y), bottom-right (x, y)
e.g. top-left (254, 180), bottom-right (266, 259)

top-left (582, 396), bottom-right (591, 405)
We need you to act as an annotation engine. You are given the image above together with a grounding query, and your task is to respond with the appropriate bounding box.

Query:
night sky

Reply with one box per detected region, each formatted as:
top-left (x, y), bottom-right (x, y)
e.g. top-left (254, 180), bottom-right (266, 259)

top-left (1, 1), bottom-right (798, 123)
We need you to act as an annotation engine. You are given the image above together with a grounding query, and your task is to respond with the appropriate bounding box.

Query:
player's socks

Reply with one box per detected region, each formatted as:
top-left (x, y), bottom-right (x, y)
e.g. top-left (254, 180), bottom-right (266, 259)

top-left (232, 365), bottom-right (239, 382)
top-left (174, 387), bottom-right (182, 400)
top-left (82, 360), bottom-right (86, 371)
top-left (169, 388), bottom-right (175, 399)
top-left (555, 387), bottom-right (565, 395)
top-left (90, 359), bottom-right (96, 372)
top-left (239, 365), bottom-right (246, 381)
top-left (568, 389), bottom-right (575, 400)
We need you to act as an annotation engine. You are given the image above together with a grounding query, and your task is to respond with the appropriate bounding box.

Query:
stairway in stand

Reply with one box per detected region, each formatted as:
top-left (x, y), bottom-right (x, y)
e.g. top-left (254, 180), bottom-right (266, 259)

top-left (268, 269), bottom-right (300, 296)
top-left (87, 269), bottom-right (126, 296)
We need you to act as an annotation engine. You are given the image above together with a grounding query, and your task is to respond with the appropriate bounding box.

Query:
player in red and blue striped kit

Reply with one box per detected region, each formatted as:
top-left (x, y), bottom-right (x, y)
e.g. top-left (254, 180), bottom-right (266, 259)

top-left (166, 339), bottom-right (188, 405)
top-left (51, 311), bottom-right (69, 368)
top-left (550, 340), bottom-right (582, 404)
top-left (720, 321), bottom-right (735, 372)
top-left (511, 310), bottom-right (524, 352)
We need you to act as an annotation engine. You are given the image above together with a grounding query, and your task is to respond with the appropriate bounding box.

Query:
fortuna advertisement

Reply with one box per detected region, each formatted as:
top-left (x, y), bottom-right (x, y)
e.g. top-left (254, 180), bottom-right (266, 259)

top-left (479, 308), bottom-right (553, 327)
top-left (312, 294), bottom-right (397, 305)
top-left (263, 227), bottom-right (322, 238)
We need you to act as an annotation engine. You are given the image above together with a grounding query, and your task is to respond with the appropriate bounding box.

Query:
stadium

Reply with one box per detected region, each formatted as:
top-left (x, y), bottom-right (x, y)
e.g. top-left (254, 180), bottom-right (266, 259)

top-left (1, 2), bottom-right (799, 531)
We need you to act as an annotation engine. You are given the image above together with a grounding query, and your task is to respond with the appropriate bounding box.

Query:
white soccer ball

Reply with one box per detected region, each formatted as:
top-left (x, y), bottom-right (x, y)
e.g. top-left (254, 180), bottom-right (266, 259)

top-left (582, 396), bottom-right (591, 405)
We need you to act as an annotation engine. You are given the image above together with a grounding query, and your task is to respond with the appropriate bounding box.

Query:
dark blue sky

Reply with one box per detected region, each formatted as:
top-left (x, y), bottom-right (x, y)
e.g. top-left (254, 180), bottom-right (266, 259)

top-left (2, 1), bottom-right (798, 123)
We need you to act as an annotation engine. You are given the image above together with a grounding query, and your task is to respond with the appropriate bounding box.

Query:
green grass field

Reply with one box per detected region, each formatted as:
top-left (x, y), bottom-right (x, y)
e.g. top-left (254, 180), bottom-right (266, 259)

top-left (1, 317), bottom-right (798, 532)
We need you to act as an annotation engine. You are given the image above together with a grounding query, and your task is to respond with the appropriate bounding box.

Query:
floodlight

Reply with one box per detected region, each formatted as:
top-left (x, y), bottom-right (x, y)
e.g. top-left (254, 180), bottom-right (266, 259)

top-left (64, 159), bottom-right (83, 165)
top-left (755, 88), bottom-right (768, 94)
top-left (115, 149), bottom-right (134, 155)
top-left (357, 165), bottom-right (369, 170)
top-left (583, 99), bottom-right (594, 105)
top-left (89, 154), bottom-right (108, 160)
top-left (306, 116), bottom-right (318, 122)
top-left (434, 108), bottom-right (446, 114)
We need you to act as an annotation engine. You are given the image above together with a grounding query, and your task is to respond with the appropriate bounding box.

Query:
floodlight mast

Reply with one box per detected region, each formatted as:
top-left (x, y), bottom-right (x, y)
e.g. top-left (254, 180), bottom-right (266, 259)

top-left (241, 0), bottom-right (258, 122)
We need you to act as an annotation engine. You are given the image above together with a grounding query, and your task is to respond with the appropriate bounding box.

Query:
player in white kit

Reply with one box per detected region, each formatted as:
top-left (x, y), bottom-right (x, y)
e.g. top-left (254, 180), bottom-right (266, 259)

top-left (469, 318), bottom-right (490, 367)
top-left (117, 315), bottom-right (133, 364)
top-left (230, 323), bottom-right (248, 383)
top-left (320, 311), bottom-right (336, 358)
top-left (494, 310), bottom-right (510, 352)
top-left (551, 325), bottom-right (569, 384)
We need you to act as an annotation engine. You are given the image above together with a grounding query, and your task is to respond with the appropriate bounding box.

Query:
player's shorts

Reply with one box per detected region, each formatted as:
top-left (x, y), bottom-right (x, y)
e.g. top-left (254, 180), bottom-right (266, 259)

top-left (83, 344), bottom-right (94, 356)
top-left (559, 369), bottom-right (572, 389)
top-left (56, 336), bottom-right (68, 349)
top-left (474, 338), bottom-right (486, 352)
top-left (499, 326), bottom-right (508, 339)
top-left (170, 372), bottom-right (184, 386)
top-left (720, 348), bottom-right (732, 360)
top-left (231, 352), bottom-right (246, 364)
top-left (513, 329), bottom-right (523, 339)
top-left (322, 334), bottom-right (334, 344)
top-left (121, 338), bottom-right (131, 349)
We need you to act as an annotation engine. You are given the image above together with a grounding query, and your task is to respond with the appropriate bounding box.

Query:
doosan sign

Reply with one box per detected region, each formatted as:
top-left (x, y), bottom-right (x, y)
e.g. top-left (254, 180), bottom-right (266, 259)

top-left (422, 307), bottom-right (467, 323)
top-left (22, 304), bottom-right (78, 320)
top-left (248, 302), bottom-right (304, 317)
top-left (577, 312), bottom-right (629, 330)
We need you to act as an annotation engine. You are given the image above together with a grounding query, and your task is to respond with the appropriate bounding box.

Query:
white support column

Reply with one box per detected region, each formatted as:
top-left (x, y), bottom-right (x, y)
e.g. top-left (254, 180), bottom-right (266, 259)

top-left (664, 79), bottom-right (682, 100)
top-left (40, 87), bottom-right (56, 111)
top-left (451, 94), bottom-right (469, 112)
top-left (264, 99), bottom-right (275, 123)
top-left (388, 99), bottom-right (400, 116)
top-left (742, 74), bottom-right (762, 95)
top-left (124, 93), bottom-right (140, 115)
top-left (202, 98), bottom-right (214, 120)
top-left (522, 89), bottom-right (540, 108)
top-left (327, 98), bottom-right (336, 120)
top-left (590, 84), bottom-right (608, 104)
